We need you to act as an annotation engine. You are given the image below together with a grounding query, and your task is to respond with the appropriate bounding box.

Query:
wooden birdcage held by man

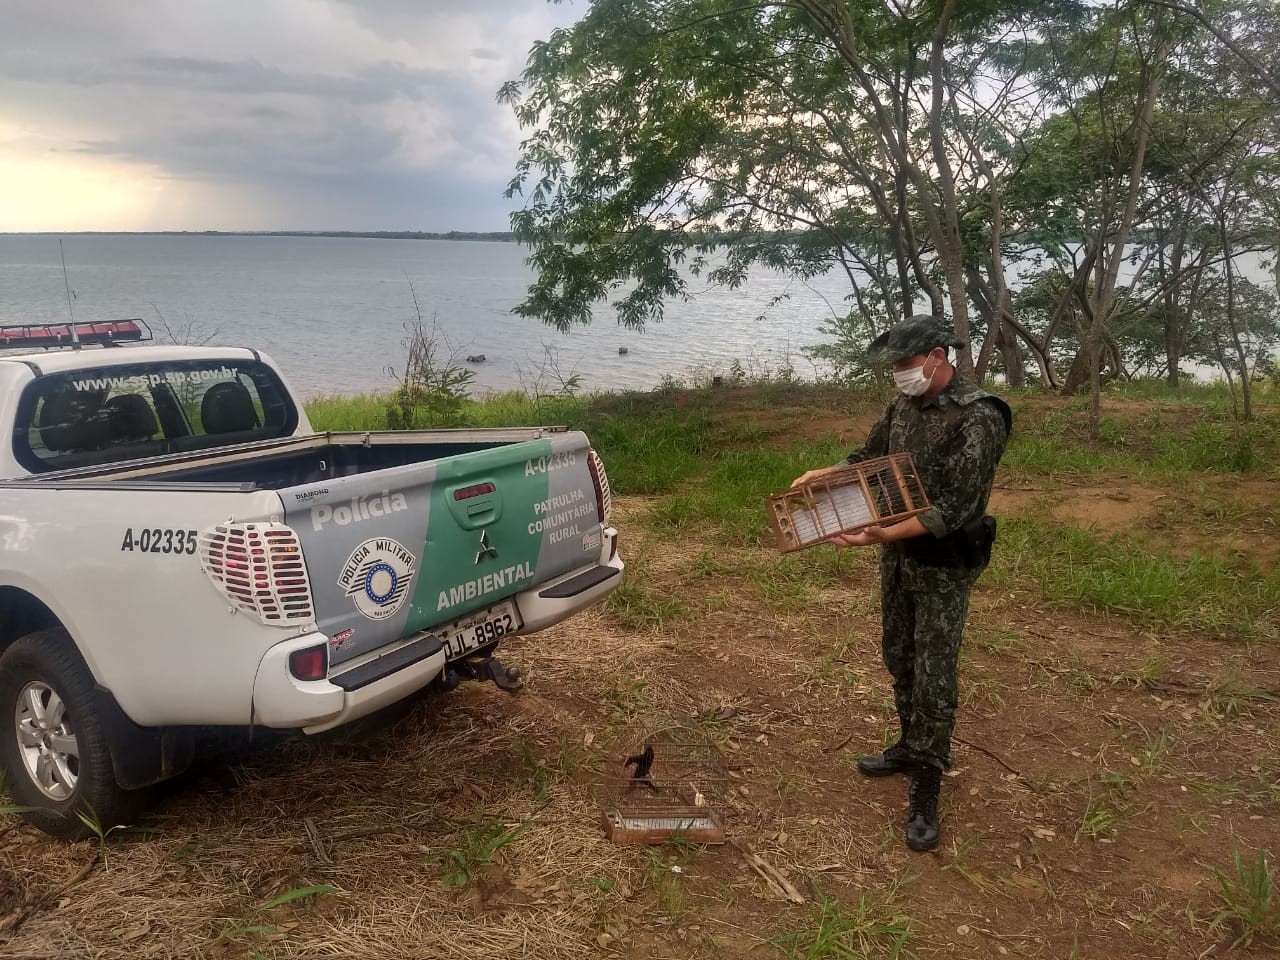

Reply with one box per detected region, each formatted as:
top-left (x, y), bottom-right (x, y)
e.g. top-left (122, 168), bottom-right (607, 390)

top-left (766, 453), bottom-right (931, 553)
top-left (600, 719), bottom-right (729, 845)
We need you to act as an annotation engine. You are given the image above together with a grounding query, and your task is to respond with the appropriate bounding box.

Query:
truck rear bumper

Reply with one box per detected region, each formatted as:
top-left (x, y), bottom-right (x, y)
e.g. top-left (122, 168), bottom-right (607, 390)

top-left (251, 530), bottom-right (623, 732)
top-left (513, 550), bottom-right (625, 634)
top-left (252, 632), bottom-right (447, 734)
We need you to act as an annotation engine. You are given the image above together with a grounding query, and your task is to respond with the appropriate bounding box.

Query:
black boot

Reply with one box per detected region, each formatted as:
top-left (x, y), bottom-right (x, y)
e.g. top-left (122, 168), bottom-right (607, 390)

top-left (856, 741), bottom-right (916, 778)
top-left (905, 765), bottom-right (942, 851)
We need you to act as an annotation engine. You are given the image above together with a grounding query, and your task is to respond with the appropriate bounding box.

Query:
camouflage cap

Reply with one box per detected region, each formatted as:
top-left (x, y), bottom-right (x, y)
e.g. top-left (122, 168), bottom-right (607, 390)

top-left (866, 314), bottom-right (965, 364)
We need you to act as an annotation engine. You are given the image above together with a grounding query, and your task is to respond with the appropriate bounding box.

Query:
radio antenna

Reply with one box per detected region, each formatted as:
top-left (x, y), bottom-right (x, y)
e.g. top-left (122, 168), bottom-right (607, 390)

top-left (59, 239), bottom-right (82, 350)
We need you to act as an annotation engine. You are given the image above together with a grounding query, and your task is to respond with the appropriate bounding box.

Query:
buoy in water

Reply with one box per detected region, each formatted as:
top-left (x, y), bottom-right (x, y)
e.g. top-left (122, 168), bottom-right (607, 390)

top-left (466, 354), bottom-right (486, 363)
top-left (618, 347), bottom-right (629, 355)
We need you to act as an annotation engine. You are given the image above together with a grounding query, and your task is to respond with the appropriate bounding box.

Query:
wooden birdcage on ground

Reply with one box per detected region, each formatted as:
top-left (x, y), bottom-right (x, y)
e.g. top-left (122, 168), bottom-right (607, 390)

top-left (600, 720), bottom-right (728, 845)
top-left (766, 453), bottom-right (930, 553)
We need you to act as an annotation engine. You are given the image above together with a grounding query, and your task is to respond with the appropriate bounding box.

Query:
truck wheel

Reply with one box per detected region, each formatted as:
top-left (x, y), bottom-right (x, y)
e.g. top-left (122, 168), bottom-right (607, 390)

top-left (0, 628), bottom-right (138, 840)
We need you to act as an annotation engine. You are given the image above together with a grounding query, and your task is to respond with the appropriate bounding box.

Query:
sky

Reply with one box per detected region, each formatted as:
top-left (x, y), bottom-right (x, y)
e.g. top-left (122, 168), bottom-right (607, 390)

top-left (0, 0), bottom-right (583, 232)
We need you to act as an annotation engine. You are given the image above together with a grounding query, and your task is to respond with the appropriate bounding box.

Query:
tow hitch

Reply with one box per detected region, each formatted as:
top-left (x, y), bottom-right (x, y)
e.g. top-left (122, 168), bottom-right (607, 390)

top-left (442, 655), bottom-right (524, 693)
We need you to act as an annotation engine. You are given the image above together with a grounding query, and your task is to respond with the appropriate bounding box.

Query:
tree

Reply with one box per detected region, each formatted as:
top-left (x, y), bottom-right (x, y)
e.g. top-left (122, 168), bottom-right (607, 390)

top-left (503, 0), bottom-right (1280, 406)
top-left (501, 0), bottom-right (1076, 380)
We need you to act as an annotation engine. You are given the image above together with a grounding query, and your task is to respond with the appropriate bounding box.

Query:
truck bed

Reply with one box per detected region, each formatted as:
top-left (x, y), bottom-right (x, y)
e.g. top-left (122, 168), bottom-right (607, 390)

top-left (5, 428), bottom-right (566, 488)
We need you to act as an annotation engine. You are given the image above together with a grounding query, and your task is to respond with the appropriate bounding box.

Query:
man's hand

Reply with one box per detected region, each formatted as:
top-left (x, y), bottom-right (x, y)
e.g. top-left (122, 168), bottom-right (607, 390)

top-left (828, 526), bottom-right (887, 548)
top-left (790, 465), bottom-right (842, 489)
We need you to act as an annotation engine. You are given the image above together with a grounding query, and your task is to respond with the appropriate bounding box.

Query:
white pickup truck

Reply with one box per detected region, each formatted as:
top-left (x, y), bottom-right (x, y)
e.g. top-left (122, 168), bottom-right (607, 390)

top-left (0, 322), bottom-right (622, 838)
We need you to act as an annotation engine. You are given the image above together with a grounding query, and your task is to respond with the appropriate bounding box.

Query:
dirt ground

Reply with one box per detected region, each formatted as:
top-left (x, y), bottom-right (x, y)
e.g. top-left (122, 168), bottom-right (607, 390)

top-left (1, 394), bottom-right (1278, 959)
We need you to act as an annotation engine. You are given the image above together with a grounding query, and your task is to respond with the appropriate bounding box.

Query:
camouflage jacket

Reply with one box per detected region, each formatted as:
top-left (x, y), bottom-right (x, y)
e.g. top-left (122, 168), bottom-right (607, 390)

top-left (844, 377), bottom-right (1011, 539)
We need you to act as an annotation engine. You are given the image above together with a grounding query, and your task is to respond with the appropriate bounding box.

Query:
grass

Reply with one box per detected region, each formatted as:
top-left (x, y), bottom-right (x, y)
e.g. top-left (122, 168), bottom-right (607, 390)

top-left (771, 889), bottom-right (914, 960)
top-left (308, 379), bottom-right (1277, 646)
top-left (992, 517), bottom-right (1280, 642)
top-left (218, 884), bottom-right (338, 943)
top-left (430, 819), bottom-right (532, 889)
top-left (598, 672), bottom-right (651, 729)
top-left (802, 638), bottom-right (863, 689)
top-left (1114, 654), bottom-right (1169, 689)
top-left (1077, 796), bottom-right (1121, 840)
top-left (639, 848), bottom-right (687, 920)
top-left (1202, 669), bottom-right (1280, 720)
top-left (1205, 846), bottom-right (1279, 949)
top-left (606, 575), bottom-right (687, 628)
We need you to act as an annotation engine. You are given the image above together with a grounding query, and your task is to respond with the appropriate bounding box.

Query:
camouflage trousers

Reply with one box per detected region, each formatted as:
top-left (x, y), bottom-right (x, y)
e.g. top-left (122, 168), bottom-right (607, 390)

top-left (879, 547), bottom-right (983, 771)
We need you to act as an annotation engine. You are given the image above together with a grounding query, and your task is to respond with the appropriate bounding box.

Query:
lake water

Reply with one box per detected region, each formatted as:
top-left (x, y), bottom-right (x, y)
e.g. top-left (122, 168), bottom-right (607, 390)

top-left (0, 234), bottom-right (852, 398)
top-left (1, 234), bottom-right (1270, 398)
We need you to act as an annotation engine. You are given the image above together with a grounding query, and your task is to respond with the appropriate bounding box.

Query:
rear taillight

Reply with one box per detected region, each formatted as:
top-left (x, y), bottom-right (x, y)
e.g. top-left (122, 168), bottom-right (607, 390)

top-left (588, 449), bottom-right (612, 526)
top-left (199, 523), bottom-right (315, 627)
top-left (289, 644), bottom-right (327, 681)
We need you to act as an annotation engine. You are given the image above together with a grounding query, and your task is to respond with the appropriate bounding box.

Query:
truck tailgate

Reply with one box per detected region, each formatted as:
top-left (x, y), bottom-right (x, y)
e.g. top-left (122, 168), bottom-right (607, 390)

top-left (282, 431), bottom-right (602, 666)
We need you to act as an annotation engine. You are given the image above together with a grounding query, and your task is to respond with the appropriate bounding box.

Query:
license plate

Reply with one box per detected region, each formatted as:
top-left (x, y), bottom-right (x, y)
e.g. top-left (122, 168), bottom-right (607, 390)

top-left (441, 601), bottom-right (520, 660)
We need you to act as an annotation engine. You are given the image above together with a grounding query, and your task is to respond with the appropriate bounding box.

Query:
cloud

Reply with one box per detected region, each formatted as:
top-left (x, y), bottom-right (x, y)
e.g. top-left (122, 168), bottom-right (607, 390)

top-left (0, 0), bottom-right (581, 231)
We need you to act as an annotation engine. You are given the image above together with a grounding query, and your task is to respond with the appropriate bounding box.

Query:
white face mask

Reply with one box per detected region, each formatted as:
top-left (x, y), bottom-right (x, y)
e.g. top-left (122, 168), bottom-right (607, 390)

top-left (893, 357), bottom-right (937, 396)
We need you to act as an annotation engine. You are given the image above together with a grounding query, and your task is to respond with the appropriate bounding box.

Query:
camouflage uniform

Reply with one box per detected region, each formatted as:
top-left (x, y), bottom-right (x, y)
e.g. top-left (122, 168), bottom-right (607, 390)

top-left (845, 320), bottom-right (1011, 771)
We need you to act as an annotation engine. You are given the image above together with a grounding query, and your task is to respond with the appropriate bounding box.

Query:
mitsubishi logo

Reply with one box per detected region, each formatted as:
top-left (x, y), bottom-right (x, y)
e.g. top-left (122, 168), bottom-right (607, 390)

top-left (475, 530), bottom-right (499, 564)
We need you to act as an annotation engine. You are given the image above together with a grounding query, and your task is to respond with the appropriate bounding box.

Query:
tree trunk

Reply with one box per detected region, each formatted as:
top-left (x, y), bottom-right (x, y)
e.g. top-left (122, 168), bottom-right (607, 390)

top-left (926, 0), bottom-right (974, 377)
top-left (999, 323), bottom-right (1027, 388)
top-left (1080, 27), bottom-right (1172, 438)
top-left (1217, 209), bottom-right (1252, 421)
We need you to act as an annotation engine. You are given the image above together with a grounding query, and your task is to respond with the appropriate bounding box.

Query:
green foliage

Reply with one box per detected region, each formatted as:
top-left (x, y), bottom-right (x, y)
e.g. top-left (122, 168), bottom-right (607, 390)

top-left (639, 849), bottom-right (687, 920)
top-left (384, 313), bottom-right (476, 430)
top-left (771, 889), bottom-right (914, 960)
top-left (1206, 846), bottom-right (1279, 949)
top-left (431, 820), bottom-right (531, 889)
top-left (606, 574), bottom-right (687, 628)
top-left (219, 884), bottom-right (338, 943)
top-left (501, 0), bottom-right (1280, 411)
top-left (992, 517), bottom-right (1280, 641)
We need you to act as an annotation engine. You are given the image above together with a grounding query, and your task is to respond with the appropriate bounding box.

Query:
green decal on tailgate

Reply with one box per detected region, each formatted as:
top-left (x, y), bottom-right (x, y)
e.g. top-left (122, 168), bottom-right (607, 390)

top-left (403, 438), bottom-right (554, 630)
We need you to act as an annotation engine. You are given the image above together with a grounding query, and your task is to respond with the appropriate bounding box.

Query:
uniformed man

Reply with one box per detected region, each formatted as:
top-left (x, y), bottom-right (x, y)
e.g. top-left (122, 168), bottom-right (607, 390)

top-left (792, 314), bottom-right (1011, 851)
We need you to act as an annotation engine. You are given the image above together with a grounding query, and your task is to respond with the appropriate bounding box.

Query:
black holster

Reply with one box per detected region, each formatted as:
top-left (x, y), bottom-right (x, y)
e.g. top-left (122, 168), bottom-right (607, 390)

top-left (902, 515), bottom-right (997, 569)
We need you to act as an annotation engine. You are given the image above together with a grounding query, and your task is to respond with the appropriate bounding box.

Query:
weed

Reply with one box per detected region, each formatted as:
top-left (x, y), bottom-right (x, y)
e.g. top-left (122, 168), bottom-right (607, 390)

top-left (1078, 797), bottom-right (1120, 840)
top-left (606, 578), bottom-right (686, 628)
top-left (646, 493), bottom-right (704, 535)
top-left (803, 642), bottom-right (862, 689)
top-left (75, 802), bottom-right (161, 862)
top-left (686, 551), bottom-right (739, 579)
top-left (1135, 728), bottom-right (1173, 777)
top-left (639, 849), bottom-right (686, 920)
top-left (1206, 846), bottom-right (1279, 949)
top-left (219, 884), bottom-right (338, 942)
top-left (517, 736), bottom-right (593, 800)
top-left (430, 820), bottom-right (531, 889)
top-left (992, 517), bottom-right (1280, 642)
top-left (1203, 670), bottom-right (1280, 721)
top-left (1115, 655), bottom-right (1168, 689)
top-left (776, 770), bottom-right (804, 803)
top-left (384, 303), bottom-right (476, 429)
top-left (943, 836), bottom-right (1003, 896)
top-left (753, 571), bottom-right (814, 611)
top-left (974, 627), bottom-right (1025, 656)
top-left (599, 673), bottom-right (651, 728)
top-left (694, 705), bottom-right (739, 743)
top-left (771, 889), bottom-right (914, 960)
top-left (516, 742), bottom-right (552, 801)
top-left (962, 675), bottom-right (1008, 713)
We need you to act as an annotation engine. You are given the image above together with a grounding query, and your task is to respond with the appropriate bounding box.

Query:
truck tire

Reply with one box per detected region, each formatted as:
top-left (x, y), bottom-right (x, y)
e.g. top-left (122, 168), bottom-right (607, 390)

top-left (0, 628), bottom-right (138, 840)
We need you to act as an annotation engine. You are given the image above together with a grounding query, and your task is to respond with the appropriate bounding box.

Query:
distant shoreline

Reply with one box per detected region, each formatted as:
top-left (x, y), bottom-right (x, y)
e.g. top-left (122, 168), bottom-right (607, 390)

top-left (0, 231), bottom-right (516, 242)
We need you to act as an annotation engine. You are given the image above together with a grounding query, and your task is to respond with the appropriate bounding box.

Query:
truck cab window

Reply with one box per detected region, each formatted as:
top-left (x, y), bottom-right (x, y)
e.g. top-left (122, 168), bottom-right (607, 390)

top-left (14, 359), bottom-right (298, 473)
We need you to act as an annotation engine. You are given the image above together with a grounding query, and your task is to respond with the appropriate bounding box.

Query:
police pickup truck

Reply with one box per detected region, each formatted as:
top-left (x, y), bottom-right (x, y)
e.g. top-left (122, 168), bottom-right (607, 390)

top-left (0, 321), bottom-right (622, 838)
